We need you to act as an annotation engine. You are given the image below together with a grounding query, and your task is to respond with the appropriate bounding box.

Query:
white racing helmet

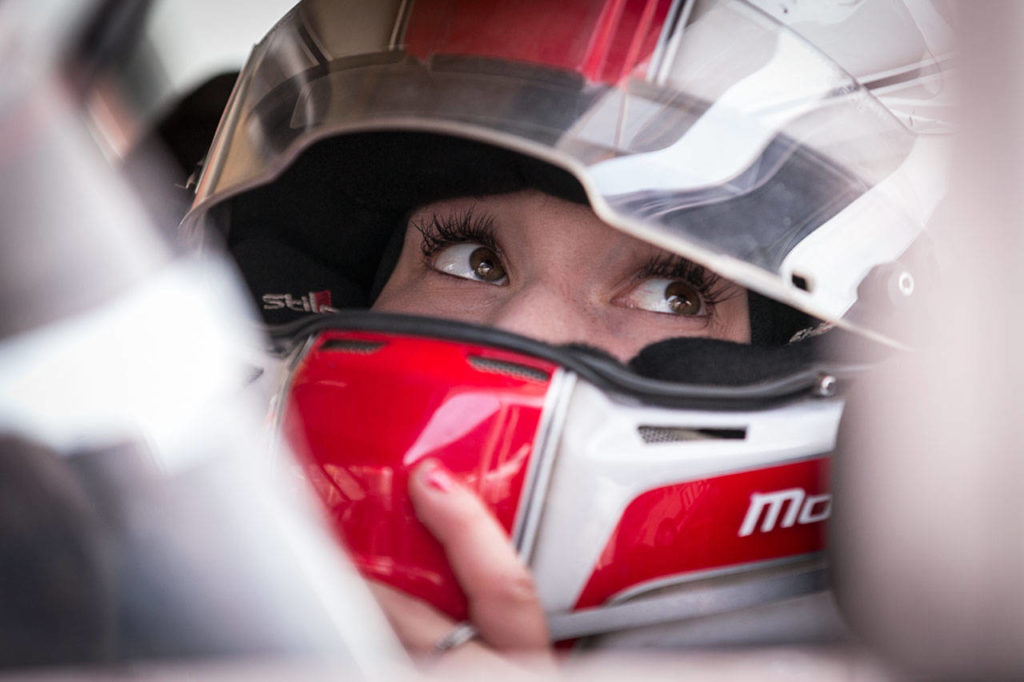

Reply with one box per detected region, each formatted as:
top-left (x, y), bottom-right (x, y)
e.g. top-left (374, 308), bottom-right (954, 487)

top-left (181, 0), bottom-right (953, 647)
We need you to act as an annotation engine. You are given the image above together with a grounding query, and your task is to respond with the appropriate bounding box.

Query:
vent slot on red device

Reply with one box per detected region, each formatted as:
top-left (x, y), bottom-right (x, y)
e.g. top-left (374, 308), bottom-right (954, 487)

top-left (638, 425), bottom-right (747, 444)
top-left (320, 339), bottom-right (387, 354)
top-left (468, 356), bottom-right (551, 382)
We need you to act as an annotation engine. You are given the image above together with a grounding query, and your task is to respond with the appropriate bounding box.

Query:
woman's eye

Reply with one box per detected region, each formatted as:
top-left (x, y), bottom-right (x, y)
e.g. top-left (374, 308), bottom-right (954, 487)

top-left (431, 243), bottom-right (508, 285)
top-left (625, 278), bottom-right (707, 317)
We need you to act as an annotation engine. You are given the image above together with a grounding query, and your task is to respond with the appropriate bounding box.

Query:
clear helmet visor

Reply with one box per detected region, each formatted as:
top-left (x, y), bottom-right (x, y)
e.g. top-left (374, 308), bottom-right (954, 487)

top-left (183, 0), bottom-right (947, 346)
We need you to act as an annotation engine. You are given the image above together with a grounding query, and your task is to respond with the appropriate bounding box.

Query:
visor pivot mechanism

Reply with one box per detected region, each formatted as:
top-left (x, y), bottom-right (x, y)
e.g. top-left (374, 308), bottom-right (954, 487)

top-left (814, 373), bottom-right (838, 398)
top-left (858, 262), bottom-right (918, 309)
top-left (896, 271), bottom-right (915, 298)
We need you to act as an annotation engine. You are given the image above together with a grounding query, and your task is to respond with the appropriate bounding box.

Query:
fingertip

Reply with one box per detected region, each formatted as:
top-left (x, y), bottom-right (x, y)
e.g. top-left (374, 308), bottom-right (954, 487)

top-left (409, 459), bottom-right (452, 500)
top-left (409, 459), bottom-right (464, 525)
top-left (415, 458), bottom-right (456, 493)
top-left (408, 459), bottom-right (484, 538)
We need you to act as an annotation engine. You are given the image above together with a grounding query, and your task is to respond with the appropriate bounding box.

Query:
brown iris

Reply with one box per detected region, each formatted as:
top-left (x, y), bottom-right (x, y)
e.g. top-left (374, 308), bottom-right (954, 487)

top-left (469, 247), bottom-right (506, 282)
top-left (665, 281), bottom-right (702, 315)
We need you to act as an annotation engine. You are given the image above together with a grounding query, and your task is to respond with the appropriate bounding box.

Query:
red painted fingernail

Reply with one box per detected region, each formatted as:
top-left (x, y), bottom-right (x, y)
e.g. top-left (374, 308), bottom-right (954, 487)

top-left (423, 462), bottom-right (454, 493)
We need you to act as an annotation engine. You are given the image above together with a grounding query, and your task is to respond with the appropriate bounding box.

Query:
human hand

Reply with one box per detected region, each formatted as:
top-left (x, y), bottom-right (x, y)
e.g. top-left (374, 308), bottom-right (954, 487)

top-left (370, 458), bottom-right (553, 670)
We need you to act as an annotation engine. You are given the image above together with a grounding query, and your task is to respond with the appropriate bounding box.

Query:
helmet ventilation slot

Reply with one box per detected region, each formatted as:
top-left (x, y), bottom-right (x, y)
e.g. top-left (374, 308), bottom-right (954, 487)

top-left (468, 356), bottom-right (551, 382)
top-left (320, 339), bottom-right (387, 354)
top-left (638, 425), bottom-right (746, 444)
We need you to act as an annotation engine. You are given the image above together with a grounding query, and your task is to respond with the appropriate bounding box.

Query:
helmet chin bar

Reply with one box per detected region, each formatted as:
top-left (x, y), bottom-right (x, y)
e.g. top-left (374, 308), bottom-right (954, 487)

top-left (269, 312), bottom-right (846, 641)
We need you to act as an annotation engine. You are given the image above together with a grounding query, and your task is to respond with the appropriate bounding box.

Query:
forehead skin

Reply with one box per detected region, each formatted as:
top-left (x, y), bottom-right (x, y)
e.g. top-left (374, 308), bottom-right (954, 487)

top-left (372, 190), bottom-right (749, 362)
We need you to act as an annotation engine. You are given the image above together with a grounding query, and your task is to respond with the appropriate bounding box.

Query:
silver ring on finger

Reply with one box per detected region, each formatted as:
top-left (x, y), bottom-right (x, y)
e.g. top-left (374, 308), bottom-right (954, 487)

top-left (432, 622), bottom-right (479, 656)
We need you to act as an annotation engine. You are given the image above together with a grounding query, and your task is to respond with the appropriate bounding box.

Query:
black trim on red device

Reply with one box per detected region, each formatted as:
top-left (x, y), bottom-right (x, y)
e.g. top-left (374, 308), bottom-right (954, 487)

top-left (267, 311), bottom-right (875, 410)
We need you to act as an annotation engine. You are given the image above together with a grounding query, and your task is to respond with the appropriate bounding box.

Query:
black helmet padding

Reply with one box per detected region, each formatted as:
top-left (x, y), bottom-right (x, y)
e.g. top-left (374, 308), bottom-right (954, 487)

top-left (216, 132), bottom-right (586, 324)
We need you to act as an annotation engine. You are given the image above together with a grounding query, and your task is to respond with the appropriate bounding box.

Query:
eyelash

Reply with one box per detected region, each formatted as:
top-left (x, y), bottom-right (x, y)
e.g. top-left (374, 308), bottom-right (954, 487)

top-left (415, 209), bottom-right (500, 260)
top-left (638, 254), bottom-right (729, 310)
top-left (414, 209), bottom-right (729, 310)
